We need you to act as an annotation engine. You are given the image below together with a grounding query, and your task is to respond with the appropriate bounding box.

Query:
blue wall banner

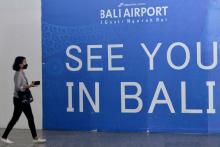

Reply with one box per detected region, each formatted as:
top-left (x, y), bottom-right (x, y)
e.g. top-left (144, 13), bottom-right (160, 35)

top-left (42, 0), bottom-right (220, 133)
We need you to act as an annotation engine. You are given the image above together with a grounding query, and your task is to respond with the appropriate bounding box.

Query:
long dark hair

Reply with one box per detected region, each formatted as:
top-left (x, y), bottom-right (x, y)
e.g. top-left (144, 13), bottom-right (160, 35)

top-left (13, 56), bottom-right (26, 71)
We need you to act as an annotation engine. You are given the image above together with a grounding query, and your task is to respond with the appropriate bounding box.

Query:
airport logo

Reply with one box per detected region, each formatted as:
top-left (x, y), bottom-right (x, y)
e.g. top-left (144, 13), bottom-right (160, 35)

top-left (100, 2), bottom-right (168, 25)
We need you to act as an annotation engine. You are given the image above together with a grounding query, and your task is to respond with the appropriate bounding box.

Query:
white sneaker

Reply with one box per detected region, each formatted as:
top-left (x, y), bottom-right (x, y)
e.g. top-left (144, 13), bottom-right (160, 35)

top-left (33, 138), bottom-right (47, 144)
top-left (1, 138), bottom-right (14, 144)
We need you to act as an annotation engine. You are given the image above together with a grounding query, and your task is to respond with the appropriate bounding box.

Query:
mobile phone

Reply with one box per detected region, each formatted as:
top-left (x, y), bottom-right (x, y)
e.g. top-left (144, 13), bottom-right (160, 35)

top-left (33, 81), bottom-right (40, 85)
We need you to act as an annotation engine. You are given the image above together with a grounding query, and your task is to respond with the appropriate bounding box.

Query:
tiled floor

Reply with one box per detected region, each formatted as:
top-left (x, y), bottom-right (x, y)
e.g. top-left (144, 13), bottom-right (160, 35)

top-left (0, 129), bottom-right (220, 147)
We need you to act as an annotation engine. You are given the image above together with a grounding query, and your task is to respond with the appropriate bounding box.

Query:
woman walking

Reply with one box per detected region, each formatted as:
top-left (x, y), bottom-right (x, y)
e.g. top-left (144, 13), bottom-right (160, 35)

top-left (1, 56), bottom-right (46, 144)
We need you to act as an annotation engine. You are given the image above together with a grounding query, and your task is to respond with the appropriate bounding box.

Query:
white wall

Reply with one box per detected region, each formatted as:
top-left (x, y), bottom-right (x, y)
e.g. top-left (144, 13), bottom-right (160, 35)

top-left (0, 0), bottom-right (42, 129)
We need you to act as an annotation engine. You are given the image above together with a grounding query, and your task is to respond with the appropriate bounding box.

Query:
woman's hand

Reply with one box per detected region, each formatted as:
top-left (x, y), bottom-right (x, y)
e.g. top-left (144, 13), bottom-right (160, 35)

top-left (23, 82), bottom-right (35, 89)
top-left (30, 82), bottom-right (35, 88)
